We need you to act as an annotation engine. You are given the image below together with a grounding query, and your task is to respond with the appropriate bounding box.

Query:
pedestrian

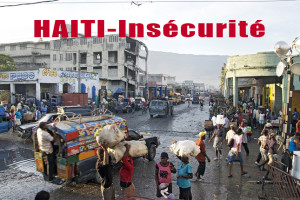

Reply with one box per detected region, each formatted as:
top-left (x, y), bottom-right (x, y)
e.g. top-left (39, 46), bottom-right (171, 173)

top-left (177, 155), bottom-right (193, 200)
top-left (240, 121), bottom-right (249, 156)
top-left (209, 124), bottom-right (224, 161)
top-left (259, 111), bottom-right (265, 130)
top-left (293, 108), bottom-right (299, 131)
top-left (226, 124), bottom-right (236, 145)
top-left (227, 128), bottom-right (248, 177)
top-left (288, 132), bottom-right (300, 152)
top-left (96, 145), bottom-right (115, 200)
top-left (35, 190), bottom-right (50, 200)
top-left (19, 105), bottom-right (24, 124)
top-left (120, 144), bottom-right (135, 197)
top-left (15, 109), bottom-right (22, 127)
top-left (297, 119), bottom-right (300, 133)
top-left (131, 102), bottom-right (135, 113)
top-left (270, 112), bottom-right (277, 120)
top-left (223, 115), bottom-right (229, 132)
top-left (155, 152), bottom-right (177, 198)
top-left (243, 102), bottom-right (247, 113)
top-left (195, 132), bottom-right (211, 181)
top-left (211, 114), bottom-right (217, 130)
top-left (10, 104), bottom-right (16, 113)
top-left (10, 110), bottom-right (16, 132)
top-left (36, 107), bottom-right (42, 121)
top-left (257, 130), bottom-right (269, 171)
top-left (264, 133), bottom-right (277, 180)
top-left (252, 107), bottom-right (257, 129)
top-left (37, 122), bottom-right (57, 182)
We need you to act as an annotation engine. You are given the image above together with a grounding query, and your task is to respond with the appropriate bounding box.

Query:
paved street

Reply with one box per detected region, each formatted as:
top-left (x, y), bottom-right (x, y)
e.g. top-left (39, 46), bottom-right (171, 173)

top-left (0, 102), bottom-right (276, 200)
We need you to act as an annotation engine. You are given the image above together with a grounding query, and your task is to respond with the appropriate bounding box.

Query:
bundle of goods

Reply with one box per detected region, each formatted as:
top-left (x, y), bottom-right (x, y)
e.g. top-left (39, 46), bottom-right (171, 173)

top-left (96, 125), bottom-right (148, 163)
top-left (23, 112), bottom-right (33, 121)
top-left (204, 120), bottom-right (213, 130)
top-left (96, 125), bottom-right (126, 148)
top-left (108, 140), bottom-right (148, 163)
top-left (169, 140), bottom-right (200, 157)
top-left (228, 122), bottom-right (237, 128)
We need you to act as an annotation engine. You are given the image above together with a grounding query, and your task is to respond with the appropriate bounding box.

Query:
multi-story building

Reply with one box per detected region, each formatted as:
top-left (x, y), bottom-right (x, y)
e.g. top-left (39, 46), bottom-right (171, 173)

top-left (0, 34), bottom-right (147, 99)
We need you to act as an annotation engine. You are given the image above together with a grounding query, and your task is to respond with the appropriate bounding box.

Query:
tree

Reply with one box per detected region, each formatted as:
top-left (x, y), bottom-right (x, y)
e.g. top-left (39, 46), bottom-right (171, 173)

top-left (0, 54), bottom-right (16, 71)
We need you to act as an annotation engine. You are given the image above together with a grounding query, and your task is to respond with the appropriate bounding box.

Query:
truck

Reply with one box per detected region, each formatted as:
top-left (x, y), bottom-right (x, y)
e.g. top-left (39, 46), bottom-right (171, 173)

top-left (192, 94), bottom-right (200, 104)
top-left (168, 93), bottom-right (181, 105)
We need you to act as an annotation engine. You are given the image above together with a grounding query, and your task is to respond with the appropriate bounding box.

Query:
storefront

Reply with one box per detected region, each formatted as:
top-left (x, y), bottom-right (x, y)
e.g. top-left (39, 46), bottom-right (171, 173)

top-left (0, 69), bottom-right (99, 104)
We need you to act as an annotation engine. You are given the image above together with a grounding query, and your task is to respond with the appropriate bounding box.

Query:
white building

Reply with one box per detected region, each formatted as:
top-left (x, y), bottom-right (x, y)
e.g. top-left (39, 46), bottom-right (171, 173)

top-left (0, 69), bottom-right (99, 104)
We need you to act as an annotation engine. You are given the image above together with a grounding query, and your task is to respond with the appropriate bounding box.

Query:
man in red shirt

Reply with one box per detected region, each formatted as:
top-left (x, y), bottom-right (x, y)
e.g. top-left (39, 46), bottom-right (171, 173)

top-left (120, 144), bottom-right (135, 197)
top-left (195, 132), bottom-right (211, 181)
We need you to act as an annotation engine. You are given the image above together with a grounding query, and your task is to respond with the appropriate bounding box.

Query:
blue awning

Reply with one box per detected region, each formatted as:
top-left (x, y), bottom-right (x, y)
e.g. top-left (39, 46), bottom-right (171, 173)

top-left (114, 88), bottom-right (125, 93)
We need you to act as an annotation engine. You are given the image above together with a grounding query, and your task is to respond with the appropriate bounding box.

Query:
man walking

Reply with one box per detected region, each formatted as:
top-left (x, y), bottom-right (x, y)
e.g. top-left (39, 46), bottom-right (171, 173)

top-left (120, 144), bottom-right (135, 196)
top-left (96, 145), bottom-right (115, 200)
top-left (228, 128), bottom-right (248, 177)
top-left (209, 124), bottom-right (224, 160)
top-left (195, 132), bottom-right (210, 180)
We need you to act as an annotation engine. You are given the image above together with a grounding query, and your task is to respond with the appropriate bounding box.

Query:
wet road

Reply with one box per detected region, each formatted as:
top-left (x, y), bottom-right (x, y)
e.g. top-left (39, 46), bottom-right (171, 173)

top-left (0, 101), bottom-right (276, 200)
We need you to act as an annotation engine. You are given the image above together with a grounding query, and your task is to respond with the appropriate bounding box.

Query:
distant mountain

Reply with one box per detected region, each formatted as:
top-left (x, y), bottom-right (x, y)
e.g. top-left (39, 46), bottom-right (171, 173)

top-left (147, 51), bottom-right (228, 87)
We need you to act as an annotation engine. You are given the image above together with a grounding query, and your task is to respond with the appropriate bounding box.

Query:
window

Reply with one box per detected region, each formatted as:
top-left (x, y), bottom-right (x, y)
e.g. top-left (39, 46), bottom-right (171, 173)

top-left (93, 66), bottom-right (102, 77)
top-left (93, 52), bottom-right (102, 64)
top-left (108, 51), bottom-right (118, 63)
top-left (67, 39), bottom-right (73, 46)
top-left (0, 46), bottom-right (4, 51)
top-left (53, 54), bottom-right (56, 61)
top-left (93, 37), bottom-right (103, 44)
top-left (60, 54), bottom-right (63, 61)
top-left (80, 67), bottom-right (87, 71)
top-left (80, 38), bottom-right (87, 45)
top-left (10, 45), bottom-right (16, 51)
top-left (80, 53), bottom-right (87, 64)
top-left (111, 81), bottom-right (120, 85)
top-left (108, 66), bottom-right (118, 77)
top-left (59, 67), bottom-right (63, 71)
top-left (20, 44), bottom-right (27, 50)
top-left (109, 35), bottom-right (118, 43)
top-left (66, 53), bottom-right (72, 61)
top-left (66, 67), bottom-right (72, 71)
top-left (54, 41), bottom-right (61, 49)
top-left (45, 43), bottom-right (50, 49)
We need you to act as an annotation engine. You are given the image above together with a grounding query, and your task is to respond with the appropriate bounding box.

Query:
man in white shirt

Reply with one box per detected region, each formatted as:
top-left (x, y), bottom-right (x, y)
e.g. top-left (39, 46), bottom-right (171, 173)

top-left (228, 128), bottom-right (247, 177)
top-left (223, 115), bottom-right (229, 130)
top-left (226, 124), bottom-right (236, 145)
top-left (37, 122), bottom-right (57, 182)
top-left (211, 114), bottom-right (217, 130)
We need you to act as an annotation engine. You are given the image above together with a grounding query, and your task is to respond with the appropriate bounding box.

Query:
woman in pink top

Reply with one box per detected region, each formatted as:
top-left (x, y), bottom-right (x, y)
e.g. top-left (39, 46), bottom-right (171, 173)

top-left (10, 110), bottom-right (15, 132)
top-left (155, 152), bottom-right (177, 198)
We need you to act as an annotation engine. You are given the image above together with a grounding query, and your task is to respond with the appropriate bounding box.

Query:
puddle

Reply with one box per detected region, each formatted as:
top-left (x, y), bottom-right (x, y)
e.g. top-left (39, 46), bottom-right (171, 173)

top-left (0, 147), bottom-right (34, 171)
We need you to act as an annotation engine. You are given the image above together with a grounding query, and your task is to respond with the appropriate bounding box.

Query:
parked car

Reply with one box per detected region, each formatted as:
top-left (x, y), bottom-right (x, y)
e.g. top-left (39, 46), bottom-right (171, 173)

top-left (57, 106), bottom-right (92, 117)
top-left (121, 97), bottom-right (135, 104)
top-left (149, 99), bottom-right (173, 118)
top-left (17, 113), bottom-right (59, 140)
top-left (135, 97), bottom-right (146, 110)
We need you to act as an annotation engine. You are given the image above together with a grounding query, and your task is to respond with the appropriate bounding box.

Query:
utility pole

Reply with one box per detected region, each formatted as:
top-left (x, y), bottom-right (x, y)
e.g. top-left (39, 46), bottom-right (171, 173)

top-left (285, 60), bottom-right (294, 138)
top-left (125, 64), bottom-right (129, 98)
top-left (77, 50), bottom-right (81, 93)
top-left (138, 41), bottom-right (149, 101)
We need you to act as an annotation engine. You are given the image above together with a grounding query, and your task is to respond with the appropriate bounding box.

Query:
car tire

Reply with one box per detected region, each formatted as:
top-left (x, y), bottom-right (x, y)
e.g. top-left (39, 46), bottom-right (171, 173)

top-left (150, 115), bottom-right (153, 118)
top-left (147, 144), bottom-right (156, 161)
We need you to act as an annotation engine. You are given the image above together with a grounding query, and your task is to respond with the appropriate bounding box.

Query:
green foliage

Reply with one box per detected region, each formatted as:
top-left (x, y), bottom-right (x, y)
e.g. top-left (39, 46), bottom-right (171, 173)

top-left (0, 54), bottom-right (16, 71)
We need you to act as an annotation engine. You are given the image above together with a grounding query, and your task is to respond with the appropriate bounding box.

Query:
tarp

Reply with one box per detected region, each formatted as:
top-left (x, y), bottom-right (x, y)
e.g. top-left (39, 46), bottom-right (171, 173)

top-left (115, 88), bottom-right (125, 94)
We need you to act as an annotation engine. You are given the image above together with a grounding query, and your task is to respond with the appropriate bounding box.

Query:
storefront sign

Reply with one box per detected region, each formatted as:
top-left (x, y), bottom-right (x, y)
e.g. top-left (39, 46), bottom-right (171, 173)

top-left (0, 71), bottom-right (37, 81)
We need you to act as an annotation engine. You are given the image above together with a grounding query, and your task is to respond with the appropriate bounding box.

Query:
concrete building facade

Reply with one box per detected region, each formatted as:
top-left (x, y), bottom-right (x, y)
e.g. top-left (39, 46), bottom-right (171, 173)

top-left (0, 34), bottom-right (147, 97)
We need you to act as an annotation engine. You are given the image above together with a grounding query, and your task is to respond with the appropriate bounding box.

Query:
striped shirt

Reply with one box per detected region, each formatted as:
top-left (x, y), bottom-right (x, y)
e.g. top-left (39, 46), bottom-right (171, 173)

top-left (37, 128), bottom-right (53, 154)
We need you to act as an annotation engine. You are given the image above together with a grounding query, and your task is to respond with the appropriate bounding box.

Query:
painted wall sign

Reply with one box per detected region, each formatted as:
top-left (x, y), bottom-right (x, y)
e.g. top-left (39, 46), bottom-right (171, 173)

top-left (0, 71), bottom-right (37, 81)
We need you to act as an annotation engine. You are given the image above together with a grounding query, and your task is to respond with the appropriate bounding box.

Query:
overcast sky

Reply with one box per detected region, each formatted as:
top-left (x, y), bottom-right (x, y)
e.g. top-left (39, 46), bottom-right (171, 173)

top-left (0, 0), bottom-right (299, 56)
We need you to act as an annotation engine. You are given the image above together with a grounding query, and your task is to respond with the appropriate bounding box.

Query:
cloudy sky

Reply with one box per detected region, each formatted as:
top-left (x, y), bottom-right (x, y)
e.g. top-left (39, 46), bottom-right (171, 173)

top-left (0, 0), bottom-right (299, 56)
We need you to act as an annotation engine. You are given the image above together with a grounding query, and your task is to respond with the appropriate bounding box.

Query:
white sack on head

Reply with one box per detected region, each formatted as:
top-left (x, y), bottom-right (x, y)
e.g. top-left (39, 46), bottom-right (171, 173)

top-left (108, 142), bottom-right (126, 163)
top-left (169, 140), bottom-right (200, 157)
top-left (96, 125), bottom-right (126, 148)
top-left (107, 140), bottom-right (148, 163)
top-left (125, 140), bottom-right (148, 158)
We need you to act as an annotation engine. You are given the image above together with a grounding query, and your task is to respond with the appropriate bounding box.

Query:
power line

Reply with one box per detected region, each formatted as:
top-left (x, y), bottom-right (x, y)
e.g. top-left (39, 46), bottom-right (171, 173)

top-left (0, 0), bottom-right (58, 8)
